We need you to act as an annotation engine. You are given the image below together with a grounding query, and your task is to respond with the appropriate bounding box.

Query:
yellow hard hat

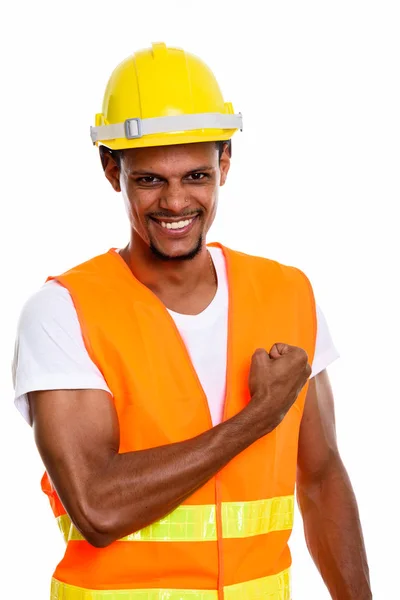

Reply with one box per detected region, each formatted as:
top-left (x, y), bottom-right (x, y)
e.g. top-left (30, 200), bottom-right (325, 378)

top-left (90, 42), bottom-right (243, 150)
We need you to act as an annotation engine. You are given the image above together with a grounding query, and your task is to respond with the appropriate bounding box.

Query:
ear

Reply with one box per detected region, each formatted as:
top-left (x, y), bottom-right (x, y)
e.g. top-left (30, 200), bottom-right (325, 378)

top-left (219, 142), bottom-right (231, 187)
top-left (99, 147), bottom-right (121, 192)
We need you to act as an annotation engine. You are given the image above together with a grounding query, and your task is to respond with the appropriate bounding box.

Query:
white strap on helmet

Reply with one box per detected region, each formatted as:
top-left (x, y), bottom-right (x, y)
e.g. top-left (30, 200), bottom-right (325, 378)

top-left (90, 113), bottom-right (243, 143)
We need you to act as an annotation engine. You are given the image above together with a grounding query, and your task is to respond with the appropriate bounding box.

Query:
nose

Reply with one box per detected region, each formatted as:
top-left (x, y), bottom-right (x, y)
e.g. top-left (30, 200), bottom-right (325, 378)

top-left (159, 180), bottom-right (188, 213)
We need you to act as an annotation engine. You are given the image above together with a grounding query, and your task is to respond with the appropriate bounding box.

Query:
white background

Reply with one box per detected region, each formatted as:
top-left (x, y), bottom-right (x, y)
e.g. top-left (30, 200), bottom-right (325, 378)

top-left (1, 1), bottom-right (399, 598)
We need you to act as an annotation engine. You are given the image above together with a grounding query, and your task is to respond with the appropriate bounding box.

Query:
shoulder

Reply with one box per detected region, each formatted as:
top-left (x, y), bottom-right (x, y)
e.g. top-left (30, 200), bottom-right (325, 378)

top-left (55, 250), bottom-right (117, 281)
top-left (20, 280), bottom-right (72, 314)
top-left (217, 244), bottom-right (314, 291)
top-left (17, 252), bottom-right (114, 329)
top-left (18, 281), bottom-right (76, 331)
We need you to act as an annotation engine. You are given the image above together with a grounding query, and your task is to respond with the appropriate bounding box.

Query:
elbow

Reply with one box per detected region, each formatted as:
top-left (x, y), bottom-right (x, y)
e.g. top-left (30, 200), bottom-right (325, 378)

top-left (73, 502), bottom-right (120, 548)
top-left (298, 450), bottom-right (343, 488)
top-left (82, 529), bottom-right (115, 549)
top-left (64, 482), bottom-right (146, 548)
top-left (297, 452), bottom-right (347, 512)
top-left (79, 507), bottom-right (152, 548)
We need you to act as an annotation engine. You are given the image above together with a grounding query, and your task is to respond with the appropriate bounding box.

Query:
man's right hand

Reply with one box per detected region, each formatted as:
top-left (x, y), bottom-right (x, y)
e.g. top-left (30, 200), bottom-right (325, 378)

top-left (248, 344), bottom-right (312, 436)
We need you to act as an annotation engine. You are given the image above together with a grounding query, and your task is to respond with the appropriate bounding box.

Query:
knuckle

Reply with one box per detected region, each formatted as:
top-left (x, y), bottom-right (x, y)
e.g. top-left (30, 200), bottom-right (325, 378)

top-left (253, 348), bottom-right (266, 360)
top-left (295, 347), bottom-right (308, 364)
top-left (254, 347), bottom-right (266, 354)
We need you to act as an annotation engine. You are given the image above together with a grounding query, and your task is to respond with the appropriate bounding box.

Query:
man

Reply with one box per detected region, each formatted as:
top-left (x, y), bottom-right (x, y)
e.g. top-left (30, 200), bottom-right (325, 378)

top-left (13, 43), bottom-right (371, 599)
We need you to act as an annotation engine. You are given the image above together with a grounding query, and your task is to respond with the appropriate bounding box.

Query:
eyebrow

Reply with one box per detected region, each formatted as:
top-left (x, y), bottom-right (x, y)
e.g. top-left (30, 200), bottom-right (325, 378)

top-left (129, 165), bottom-right (215, 177)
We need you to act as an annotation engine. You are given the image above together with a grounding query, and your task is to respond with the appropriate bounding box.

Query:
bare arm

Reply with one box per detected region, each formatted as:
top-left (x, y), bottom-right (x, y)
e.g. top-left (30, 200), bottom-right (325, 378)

top-left (30, 343), bottom-right (310, 549)
top-left (30, 389), bottom-right (262, 548)
top-left (296, 370), bottom-right (372, 599)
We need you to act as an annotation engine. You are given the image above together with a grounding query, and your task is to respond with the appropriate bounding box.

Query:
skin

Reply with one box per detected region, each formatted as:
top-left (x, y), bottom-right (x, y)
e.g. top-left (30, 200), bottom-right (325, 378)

top-left (29, 142), bottom-right (371, 598)
top-left (297, 371), bottom-right (372, 599)
top-left (101, 142), bottom-right (230, 314)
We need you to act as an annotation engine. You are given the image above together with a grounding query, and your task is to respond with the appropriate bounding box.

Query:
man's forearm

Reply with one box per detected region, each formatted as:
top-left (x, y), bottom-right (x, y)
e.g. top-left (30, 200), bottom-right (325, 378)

top-left (297, 455), bottom-right (372, 599)
top-left (75, 404), bottom-right (265, 547)
top-left (32, 346), bottom-right (311, 550)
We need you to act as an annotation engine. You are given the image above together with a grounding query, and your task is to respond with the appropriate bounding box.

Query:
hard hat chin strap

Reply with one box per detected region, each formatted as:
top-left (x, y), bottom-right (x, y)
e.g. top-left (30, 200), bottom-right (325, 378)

top-left (90, 113), bottom-right (243, 144)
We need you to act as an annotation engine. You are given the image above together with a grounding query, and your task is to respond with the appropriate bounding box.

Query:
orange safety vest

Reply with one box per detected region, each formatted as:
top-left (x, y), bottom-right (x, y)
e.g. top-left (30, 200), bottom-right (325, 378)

top-left (41, 243), bottom-right (316, 600)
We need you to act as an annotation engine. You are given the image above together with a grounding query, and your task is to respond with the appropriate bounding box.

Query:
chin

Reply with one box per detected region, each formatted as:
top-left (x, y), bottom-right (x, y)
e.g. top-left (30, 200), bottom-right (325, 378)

top-left (149, 236), bottom-right (203, 262)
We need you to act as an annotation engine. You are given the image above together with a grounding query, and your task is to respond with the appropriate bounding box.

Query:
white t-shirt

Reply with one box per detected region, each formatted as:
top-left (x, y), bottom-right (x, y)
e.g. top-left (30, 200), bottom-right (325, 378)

top-left (12, 247), bottom-right (339, 426)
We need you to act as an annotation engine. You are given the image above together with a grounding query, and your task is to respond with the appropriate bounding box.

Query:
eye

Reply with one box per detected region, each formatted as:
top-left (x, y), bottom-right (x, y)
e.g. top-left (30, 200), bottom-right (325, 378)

top-left (135, 176), bottom-right (162, 186)
top-left (187, 173), bottom-right (209, 181)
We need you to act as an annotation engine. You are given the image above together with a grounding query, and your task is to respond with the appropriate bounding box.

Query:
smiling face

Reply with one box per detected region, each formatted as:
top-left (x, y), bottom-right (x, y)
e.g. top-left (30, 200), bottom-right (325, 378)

top-left (102, 142), bottom-right (231, 261)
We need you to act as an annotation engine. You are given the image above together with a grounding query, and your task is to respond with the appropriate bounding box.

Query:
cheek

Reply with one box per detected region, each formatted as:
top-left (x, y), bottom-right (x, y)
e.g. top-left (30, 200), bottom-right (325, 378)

top-left (207, 204), bottom-right (218, 228)
top-left (198, 184), bottom-right (218, 210)
top-left (206, 188), bottom-right (219, 219)
top-left (122, 187), bottom-right (152, 226)
top-left (121, 193), bottom-right (134, 222)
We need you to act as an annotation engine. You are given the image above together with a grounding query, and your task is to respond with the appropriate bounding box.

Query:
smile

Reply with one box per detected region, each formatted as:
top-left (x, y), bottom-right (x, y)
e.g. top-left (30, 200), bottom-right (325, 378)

top-left (159, 218), bottom-right (194, 230)
top-left (150, 215), bottom-right (199, 236)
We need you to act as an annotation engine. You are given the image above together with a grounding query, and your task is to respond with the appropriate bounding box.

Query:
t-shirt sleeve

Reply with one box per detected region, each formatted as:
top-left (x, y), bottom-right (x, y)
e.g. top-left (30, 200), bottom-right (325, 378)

top-left (12, 280), bottom-right (112, 425)
top-left (310, 303), bottom-right (340, 378)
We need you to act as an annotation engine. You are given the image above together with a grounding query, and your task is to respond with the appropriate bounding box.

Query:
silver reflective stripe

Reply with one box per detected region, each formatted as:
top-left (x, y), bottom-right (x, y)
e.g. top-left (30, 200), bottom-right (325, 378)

top-left (90, 113), bottom-right (243, 143)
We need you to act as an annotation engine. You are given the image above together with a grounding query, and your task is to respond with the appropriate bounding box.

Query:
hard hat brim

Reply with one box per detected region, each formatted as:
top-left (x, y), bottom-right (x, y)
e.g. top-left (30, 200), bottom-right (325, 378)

top-left (96, 128), bottom-right (238, 151)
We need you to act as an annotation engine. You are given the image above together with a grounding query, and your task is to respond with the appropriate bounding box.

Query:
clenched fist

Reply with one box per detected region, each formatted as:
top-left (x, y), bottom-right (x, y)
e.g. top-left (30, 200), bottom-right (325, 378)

top-left (248, 343), bottom-right (311, 436)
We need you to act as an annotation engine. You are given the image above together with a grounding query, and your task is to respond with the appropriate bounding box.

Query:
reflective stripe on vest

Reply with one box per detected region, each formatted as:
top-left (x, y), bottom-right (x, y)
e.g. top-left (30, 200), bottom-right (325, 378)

top-left (51, 568), bottom-right (291, 599)
top-left (57, 495), bottom-right (294, 543)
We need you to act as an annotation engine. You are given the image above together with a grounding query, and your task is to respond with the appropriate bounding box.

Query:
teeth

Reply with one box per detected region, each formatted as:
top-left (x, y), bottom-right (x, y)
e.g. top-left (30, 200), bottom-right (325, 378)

top-left (160, 218), bottom-right (193, 230)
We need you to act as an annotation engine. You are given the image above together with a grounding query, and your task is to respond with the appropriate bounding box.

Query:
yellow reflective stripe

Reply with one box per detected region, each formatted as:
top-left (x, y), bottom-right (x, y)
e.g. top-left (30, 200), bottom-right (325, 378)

top-left (56, 495), bottom-right (294, 543)
top-left (51, 577), bottom-right (216, 599)
top-left (222, 495), bottom-right (294, 538)
top-left (57, 514), bottom-right (76, 544)
top-left (122, 504), bottom-right (217, 541)
top-left (57, 505), bottom-right (217, 543)
top-left (51, 569), bottom-right (290, 599)
top-left (224, 569), bottom-right (291, 600)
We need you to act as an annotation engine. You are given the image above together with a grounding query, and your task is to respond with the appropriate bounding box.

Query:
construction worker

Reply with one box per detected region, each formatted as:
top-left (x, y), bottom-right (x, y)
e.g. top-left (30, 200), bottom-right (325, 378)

top-left (13, 43), bottom-right (371, 599)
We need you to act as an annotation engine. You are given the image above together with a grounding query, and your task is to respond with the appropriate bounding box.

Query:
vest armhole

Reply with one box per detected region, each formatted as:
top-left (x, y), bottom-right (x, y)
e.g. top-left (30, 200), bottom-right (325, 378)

top-left (288, 266), bottom-right (318, 367)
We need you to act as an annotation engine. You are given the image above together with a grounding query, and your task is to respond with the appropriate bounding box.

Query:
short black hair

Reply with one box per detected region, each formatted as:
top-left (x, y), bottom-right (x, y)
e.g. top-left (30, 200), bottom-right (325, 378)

top-left (100, 140), bottom-right (231, 170)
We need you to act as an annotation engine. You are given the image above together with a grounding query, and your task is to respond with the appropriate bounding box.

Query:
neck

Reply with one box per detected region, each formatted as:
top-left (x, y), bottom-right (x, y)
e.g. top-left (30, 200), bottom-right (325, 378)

top-left (119, 238), bottom-right (217, 311)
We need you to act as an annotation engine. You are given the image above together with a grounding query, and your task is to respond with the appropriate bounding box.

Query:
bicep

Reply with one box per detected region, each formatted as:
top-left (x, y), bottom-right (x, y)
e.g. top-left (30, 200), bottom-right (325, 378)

top-left (29, 388), bottom-right (118, 518)
top-left (297, 369), bottom-right (339, 481)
